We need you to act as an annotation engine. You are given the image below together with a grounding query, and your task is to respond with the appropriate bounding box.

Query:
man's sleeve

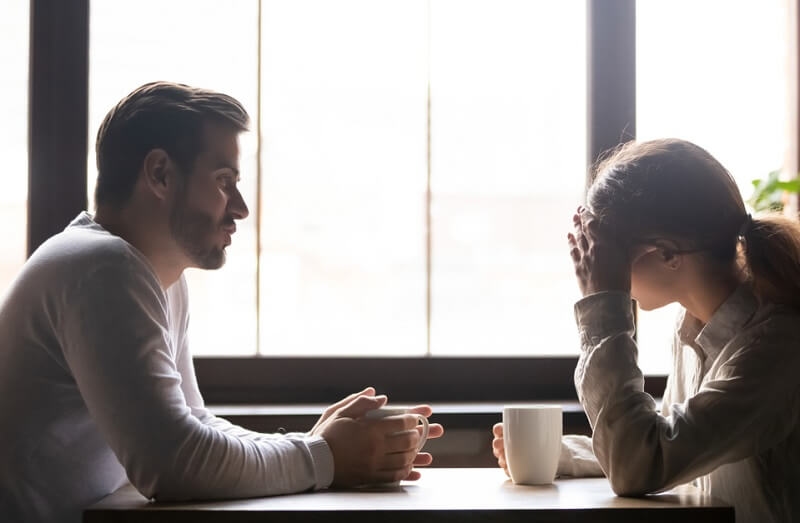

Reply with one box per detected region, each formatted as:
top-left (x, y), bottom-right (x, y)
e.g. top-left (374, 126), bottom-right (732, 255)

top-left (171, 277), bottom-right (333, 462)
top-left (60, 260), bottom-right (333, 500)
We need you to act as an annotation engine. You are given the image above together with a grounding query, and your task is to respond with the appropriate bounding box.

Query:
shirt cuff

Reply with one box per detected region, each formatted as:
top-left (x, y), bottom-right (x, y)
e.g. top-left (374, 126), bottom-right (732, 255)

top-left (305, 435), bottom-right (334, 490)
top-left (557, 435), bottom-right (605, 478)
top-left (574, 291), bottom-right (635, 346)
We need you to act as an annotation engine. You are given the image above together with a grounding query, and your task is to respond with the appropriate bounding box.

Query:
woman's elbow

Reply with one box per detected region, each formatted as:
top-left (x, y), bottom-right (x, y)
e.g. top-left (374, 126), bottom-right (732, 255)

top-left (607, 470), bottom-right (655, 497)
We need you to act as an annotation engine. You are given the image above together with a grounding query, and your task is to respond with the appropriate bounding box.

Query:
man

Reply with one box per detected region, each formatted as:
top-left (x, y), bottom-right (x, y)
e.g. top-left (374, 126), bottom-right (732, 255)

top-left (0, 82), bottom-right (443, 523)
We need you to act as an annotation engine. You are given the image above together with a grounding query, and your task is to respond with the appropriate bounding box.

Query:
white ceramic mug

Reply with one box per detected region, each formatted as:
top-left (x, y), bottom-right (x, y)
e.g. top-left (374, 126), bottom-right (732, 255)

top-left (363, 406), bottom-right (430, 487)
top-left (503, 404), bottom-right (562, 485)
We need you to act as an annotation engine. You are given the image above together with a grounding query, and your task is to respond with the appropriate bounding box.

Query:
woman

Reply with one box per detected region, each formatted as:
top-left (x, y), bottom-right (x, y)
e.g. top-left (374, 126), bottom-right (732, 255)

top-left (493, 138), bottom-right (800, 523)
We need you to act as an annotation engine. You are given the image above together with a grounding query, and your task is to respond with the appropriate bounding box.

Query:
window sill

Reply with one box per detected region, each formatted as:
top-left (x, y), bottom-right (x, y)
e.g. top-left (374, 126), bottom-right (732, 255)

top-left (195, 356), bottom-right (668, 405)
top-left (209, 400), bottom-right (587, 419)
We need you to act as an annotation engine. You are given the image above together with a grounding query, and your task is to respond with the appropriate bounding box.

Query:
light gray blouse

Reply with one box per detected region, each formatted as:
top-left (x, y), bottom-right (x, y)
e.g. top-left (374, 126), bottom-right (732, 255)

top-left (559, 286), bottom-right (800, 523)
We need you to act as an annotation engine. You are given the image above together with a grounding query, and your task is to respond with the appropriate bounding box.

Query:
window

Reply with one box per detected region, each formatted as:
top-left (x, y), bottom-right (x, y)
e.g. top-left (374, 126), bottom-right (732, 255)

top-left (428, 1), bottom-right (585, 356)
top-left (78, 1), bottom-right (795, 385)
top-left (258, 0), bottom-right (586, 356)
top-left (635, 0), bottom-right (789, 373)
top-left (90, 0), bottom-right (587, 359)
top-left (0, 0), bottom-right (29, 296)
top-left (259, 0), bottom-right (429, 356)
top-left (89, 0), bottom-right (260, 355)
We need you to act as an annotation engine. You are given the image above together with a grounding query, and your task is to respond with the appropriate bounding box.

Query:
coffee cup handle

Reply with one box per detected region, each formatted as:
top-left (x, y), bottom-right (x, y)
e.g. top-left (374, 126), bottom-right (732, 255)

top-left (414, 414), bottom-right (429, 451)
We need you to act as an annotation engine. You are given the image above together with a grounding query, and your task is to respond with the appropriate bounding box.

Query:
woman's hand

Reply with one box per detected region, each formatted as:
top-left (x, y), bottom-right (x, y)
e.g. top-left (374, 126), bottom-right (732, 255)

top-left (492, 423), bottom-right (510, 477)
top-left (567, 206), bottom-right (632, 296)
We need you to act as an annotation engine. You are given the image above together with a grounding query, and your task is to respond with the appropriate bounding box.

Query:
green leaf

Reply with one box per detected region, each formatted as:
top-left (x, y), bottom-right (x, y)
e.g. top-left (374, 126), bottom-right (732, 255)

top-left (747, 169), bottom-right (795, 213)
top-left (776, 180), bottom-right (800, 192)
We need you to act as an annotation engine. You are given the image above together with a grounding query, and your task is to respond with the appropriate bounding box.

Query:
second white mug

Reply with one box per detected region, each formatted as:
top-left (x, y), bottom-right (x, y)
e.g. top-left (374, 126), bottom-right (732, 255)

top-left (503, 404), bottom-right (562, 485)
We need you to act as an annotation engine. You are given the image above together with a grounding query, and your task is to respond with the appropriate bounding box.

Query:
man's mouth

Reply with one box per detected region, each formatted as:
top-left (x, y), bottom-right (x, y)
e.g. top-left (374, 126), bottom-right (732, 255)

top-left (221, 224), bottom-right (235, 246)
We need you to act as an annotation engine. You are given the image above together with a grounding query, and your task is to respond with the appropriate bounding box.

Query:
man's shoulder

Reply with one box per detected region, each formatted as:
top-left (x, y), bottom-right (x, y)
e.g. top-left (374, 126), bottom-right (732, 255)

top-left (0, 225), bottom-right (155, 326)
top-left (35, 225), bottom-right (139, 271)
top-left (20, 226), bottom-right (157, 297)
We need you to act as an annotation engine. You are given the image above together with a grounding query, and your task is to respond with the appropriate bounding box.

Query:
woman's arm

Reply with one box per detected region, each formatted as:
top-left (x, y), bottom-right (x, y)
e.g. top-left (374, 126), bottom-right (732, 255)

top-left (575, 291), bottom-right (800, 495)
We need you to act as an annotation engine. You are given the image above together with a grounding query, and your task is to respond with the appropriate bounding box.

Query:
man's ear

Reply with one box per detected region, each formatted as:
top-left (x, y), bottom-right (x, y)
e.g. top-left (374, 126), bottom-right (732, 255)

top-left (141, 149), bottom-right (173, 201)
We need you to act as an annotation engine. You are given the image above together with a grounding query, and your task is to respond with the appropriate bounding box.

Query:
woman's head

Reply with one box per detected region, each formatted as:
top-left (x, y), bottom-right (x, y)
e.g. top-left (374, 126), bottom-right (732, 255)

top-left (589, 139), bottom-right (745, 260)
top-left (588, 138), bottom-right (800, 310)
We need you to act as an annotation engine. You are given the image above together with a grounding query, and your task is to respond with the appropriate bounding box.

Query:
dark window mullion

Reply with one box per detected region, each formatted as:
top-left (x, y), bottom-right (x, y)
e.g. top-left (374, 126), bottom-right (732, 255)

top-left (586, 0), bottom-right (638, 329)
top-left (586, 0), bottom-right (636, 171)
top-left (28, 0), bottom-right (89, 256)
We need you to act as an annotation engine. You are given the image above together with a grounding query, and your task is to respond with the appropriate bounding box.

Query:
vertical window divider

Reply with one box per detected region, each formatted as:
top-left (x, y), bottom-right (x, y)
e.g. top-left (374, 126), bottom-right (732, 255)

top-left (787, 0), bottom-right (800, 217)
top-left (425, 0), bottom-right (433, 357)
top-left (28, 0), bottom-right (89, 256)
top-left (586, 0), bottom-right (637, 334)
top-left (255, 0), bottom-right (264, 356)
top-left (586, 0), bottom-right (636, 171)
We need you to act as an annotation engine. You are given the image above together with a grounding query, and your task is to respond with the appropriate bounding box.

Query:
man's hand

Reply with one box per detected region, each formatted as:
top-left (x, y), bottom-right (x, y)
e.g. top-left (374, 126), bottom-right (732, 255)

top-left (492, 423), bottom-right (510, 478)
top-left (310, 390), bottom-right (444, 487)
top-left (309, 387), bottom-right (381, 435)
top-left (400, 405), bottom-right (444, 481)
top-left (567, 206), bottom-right (632, 296)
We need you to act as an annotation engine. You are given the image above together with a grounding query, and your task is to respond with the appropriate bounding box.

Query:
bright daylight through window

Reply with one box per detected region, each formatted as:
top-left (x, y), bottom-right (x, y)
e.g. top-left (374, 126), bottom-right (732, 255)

top-left (81, 0), bottom-right (789, 375)
top-left (635, 0), bottom-right (789, 372)
top-left (89, 0), bottom-right (260, 356)
top-left (0, 1), bottom-right (29, 298)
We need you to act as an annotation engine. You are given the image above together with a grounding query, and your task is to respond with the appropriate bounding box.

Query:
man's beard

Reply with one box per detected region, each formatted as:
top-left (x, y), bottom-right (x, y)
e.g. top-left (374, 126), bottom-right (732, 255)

top-left (169, 195), bottom-right (230, 270)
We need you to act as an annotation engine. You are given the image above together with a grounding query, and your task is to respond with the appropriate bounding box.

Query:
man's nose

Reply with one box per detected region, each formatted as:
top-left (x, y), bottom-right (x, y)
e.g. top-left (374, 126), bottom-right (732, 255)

top-left (229, 187), bottom-right (249, 220)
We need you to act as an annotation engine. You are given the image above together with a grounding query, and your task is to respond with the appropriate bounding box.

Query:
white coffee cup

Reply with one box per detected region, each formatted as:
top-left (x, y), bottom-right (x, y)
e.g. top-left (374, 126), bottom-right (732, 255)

top-left (364, 406), bottom-right (430, 452)
top-left (363, 406), bottom-right (430, 487)
top-left (503, 404), bottom-right (562, 485)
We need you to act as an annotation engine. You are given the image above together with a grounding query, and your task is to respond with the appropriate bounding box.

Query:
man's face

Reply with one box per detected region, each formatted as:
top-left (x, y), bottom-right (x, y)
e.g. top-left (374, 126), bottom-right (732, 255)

top-left (169, 124), bottom-right (249, 270)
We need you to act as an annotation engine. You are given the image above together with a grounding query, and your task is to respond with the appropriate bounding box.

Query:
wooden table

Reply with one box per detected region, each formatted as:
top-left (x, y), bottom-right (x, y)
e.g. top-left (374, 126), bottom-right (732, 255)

top-left (83, 468), bottom-right (734, 522)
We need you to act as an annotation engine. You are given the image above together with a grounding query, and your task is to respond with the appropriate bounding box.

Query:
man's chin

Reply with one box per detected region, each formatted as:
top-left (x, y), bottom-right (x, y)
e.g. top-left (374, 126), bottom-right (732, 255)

top-left (192, 249), bottom-right (226, 270)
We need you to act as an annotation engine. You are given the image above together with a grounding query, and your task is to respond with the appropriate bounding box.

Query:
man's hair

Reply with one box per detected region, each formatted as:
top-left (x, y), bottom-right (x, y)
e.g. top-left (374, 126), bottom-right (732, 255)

top-left (94, 81), bottom-right (250, 207)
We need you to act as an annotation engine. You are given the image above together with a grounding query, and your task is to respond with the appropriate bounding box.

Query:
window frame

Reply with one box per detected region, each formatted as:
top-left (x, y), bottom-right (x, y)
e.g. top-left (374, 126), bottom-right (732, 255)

top-left (30, 0), bottom-right (670, 405)
top-left (193, 356), bottom-right (667, 404)
top-left (28, 0), bottom-right (89, 254)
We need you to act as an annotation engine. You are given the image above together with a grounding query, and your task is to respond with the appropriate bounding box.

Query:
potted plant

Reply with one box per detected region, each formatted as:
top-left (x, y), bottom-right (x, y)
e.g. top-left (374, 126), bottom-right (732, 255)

top-left (747, 169), bottom-right (800, 213)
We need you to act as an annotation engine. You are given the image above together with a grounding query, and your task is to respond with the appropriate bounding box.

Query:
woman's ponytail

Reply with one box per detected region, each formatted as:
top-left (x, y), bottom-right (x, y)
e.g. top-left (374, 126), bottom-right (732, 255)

top-left (742, 214), bottom-right (800, 309)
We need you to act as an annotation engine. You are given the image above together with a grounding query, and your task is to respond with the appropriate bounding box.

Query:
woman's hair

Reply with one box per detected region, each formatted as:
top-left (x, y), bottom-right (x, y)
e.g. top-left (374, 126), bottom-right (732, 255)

top-left (588, 138), bottom-right (800, 309)
top-left (94, 81), bottom-right (250, 208)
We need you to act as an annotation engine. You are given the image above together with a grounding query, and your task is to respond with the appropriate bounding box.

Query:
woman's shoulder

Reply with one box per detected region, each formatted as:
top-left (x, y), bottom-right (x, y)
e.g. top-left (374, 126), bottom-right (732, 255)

top-left (750, 301), bottom-right (800, 333)
top-left (731, 302), bottom-right (800, 363)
